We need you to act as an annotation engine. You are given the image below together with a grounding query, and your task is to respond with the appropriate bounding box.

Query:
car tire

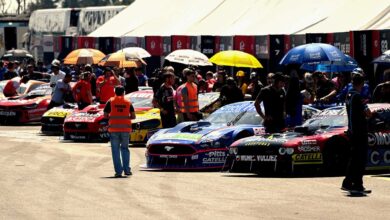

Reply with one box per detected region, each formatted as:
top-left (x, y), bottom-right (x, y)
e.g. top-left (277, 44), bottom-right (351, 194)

top-left (322, 137), bottom-right (349, 176)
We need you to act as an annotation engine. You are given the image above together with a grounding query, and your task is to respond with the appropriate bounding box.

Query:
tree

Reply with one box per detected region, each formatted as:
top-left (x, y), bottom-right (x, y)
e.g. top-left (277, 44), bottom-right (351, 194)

top-left (0, 0), bottom-right (11, 15)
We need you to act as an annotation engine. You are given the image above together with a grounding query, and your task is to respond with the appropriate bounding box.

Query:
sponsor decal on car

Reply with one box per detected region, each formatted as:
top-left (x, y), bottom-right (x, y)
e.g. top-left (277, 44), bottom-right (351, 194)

top-left (244, 141), bottom-right (270, 147)
top-left (45, 111), bottom-right (69, 117)
top-left (368, 132), bottom-right (390, 147)
top-left (368, 149), bottom-right (390, 166)
top-left (297, 146), bottom-right (321, 152)
top-left (0, 111), bottom-right (16, 116)
top-left (292, 153), bottom-right (322, 163)
top-left (202, 151), bottom-right (226, 164)
top-left (156, 133), bottom-right (203, 141)
top-left (70, 135), bottom-right (87, 140)
top-left (160, 155), bottom-right (178, 159)
top-left (301, 140), bottom-right (317, 146)
top-left (235, 155), bottom-right (277, 162)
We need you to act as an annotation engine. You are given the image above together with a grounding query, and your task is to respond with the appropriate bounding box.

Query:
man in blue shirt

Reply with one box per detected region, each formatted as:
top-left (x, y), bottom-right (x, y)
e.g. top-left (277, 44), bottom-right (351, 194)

top-left (336, 68), bottom-right (371, 103)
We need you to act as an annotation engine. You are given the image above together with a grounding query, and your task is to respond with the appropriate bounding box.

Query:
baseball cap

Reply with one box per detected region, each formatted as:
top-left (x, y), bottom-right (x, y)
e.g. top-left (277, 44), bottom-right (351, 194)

top-left (236, 70), bottom-right (245, 77)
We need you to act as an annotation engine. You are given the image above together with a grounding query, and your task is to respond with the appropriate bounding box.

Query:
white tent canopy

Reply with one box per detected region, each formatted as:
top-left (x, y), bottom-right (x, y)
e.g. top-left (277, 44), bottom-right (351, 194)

top-left (89, 0), bottom-right (390, 37)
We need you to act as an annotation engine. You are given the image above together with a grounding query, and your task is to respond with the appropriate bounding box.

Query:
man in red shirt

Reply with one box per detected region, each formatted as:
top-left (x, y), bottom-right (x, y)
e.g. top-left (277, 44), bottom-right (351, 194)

top-left (73, 71), bottom-right (93, 110)
top-left (96, 67), bottom-right (120, 104)
top-left (3, 76), bottom-right (30, 97)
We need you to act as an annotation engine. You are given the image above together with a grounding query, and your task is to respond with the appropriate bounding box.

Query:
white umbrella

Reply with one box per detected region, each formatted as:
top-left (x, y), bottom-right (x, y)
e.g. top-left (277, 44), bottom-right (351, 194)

top-left (118, 47), bottom-right (151, 59)
top-left (165, 49), bottom-right (212, 66)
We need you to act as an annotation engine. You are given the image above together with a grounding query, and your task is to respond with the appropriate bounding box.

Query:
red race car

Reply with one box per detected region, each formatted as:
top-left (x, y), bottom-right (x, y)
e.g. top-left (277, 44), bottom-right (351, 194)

top-left (0, 84), bottom-right (52, 124)
top-left (225, 104), bottom-right (390, 175)
top-left (63, 90), bottom-right (154, 141)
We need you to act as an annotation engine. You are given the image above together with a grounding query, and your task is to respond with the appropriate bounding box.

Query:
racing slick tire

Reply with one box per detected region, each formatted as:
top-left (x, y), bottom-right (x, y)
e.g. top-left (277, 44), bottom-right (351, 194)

top-left (322, 137), bottom-right (349, 176)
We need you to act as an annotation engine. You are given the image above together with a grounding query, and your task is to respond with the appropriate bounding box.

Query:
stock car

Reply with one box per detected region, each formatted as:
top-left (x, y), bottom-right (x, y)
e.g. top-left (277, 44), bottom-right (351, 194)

top-left (41, 86), bottom-right (151, 135)
top-left (145, 101), bottom-right (320, 170)
top-left (224, 104), bottom-right (390, 175)
top-left (0, 78), bottom-right (46, 99)
top-left (63, 90), bottom-right (156, 142)
top-left (63, 91), bottom-right (221, 143)
top-left (0, 83), bottom-right (52, 124)
top-left (40, 103), bottom-right (78, 134)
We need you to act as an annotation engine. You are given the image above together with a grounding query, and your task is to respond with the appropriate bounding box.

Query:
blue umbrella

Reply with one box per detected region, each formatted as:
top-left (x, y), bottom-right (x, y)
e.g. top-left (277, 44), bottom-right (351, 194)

top-left (372, 50), bottom-right (390, 66)
top-left (279, 43), bottom-right (347, 65)
top-left (301, 54), bottom-right (358, 72)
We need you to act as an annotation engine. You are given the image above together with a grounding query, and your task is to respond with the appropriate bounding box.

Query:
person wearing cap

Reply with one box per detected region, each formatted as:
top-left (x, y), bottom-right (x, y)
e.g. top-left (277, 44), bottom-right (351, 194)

top-left (236, 70), bottom-right (248, 95)
top-left (104, 86), bottom-right (136, 178)
top-left (219, 77), bottom-right (244, 106)
top-left (49, 61), bottom-right (66, 88)
top-left (180, 68), bottom-right (200, 121)
top-left (154, 71), bottom-right (177, 128)
top-left (336, 68), bottom-right (371, 103)
top-left (96, 67), bottom-right (120, 103)
top-left (47, 73), bottom-right (72, 110)
top-left (3, 75), bottom-right (30, 97)
top-left (247, 72), bottom-right (264, 100)
top-left (255, 72), bottom-right (287, 133)
top-left (312, 71), bottom-right (337, 103)
top-left (341, 73), bottom-right (372, 193)
top-left (72, 72), bottom-right (93, 110)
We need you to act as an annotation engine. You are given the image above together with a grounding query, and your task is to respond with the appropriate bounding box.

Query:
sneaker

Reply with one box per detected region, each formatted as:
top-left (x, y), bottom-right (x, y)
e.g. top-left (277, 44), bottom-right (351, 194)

top-left (124, 171), bottom-right (132, 176)
top-left (114, 173), bottom-right (122, 178)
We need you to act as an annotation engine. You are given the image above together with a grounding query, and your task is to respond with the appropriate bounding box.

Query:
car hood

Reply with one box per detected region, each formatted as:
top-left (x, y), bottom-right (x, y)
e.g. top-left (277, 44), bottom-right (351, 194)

top-left (43, 105), bottom-right (77, 118)
top-left (0, 96), bottom-right (50, 107)
top-left (148, 121), bottom-right (239, 145)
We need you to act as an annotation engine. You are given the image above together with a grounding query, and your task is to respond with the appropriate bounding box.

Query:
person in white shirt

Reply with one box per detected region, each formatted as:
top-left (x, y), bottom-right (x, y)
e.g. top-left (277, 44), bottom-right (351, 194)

top-left (49, 62), bottom-right (65, 89)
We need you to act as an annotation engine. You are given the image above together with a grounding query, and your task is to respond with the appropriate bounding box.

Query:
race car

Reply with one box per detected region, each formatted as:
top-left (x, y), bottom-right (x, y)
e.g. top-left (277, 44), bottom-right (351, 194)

top-left (145, 101), bottom-right (319, 170)
top-left (40, 103), bottom-right (78, 134)
top-left (63, 90), bottom-right (155, 142)
top-left (224, 104), bottom-right (390, 175)
top-left (0, 77), bottom-right (46, 99)
top-left (0, 83), bottom-right (52, 124)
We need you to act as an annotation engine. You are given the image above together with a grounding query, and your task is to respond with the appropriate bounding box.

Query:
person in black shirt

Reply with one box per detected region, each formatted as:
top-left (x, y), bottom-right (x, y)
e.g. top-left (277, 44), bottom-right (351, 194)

top-left (341, 73), bottom-right (372, 193)
top-left (3, 62), bottom-right (18, 80)
top-left (255, 72), bottom-right (287, 133)
top-left (312, 71), bottom-right (337, 103)
top-left (154, 71), bottom-right (177, 128)
top-left (219, 77), bottom-right (244, 106)
top-left (124, 68), bottom-right (139, 94)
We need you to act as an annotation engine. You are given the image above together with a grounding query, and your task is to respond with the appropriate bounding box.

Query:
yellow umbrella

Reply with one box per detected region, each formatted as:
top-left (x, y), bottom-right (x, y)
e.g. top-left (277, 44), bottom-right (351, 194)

top-left (209, 50), bottom-right (263, 68)
top-left (98, 51), bottom-right (146, 68)
top-left (63, 48), bottom-right (106, 65)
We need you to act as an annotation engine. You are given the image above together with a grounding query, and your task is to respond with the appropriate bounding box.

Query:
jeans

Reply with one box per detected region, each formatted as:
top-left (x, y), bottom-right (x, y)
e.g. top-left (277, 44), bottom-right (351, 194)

top-left (110, 132), bottom-right (130, 175)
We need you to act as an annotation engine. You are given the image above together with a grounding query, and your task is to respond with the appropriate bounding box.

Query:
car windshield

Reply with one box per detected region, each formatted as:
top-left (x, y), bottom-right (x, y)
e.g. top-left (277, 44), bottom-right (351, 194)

top-left (302, 107), bottom-right (347, 128)
top-left (27, 84), bottom-right (51, 96)
top-left (128, 92), bottom-right (153, 108)
top-left (205, 103), bottom-right (262, 125)
top-left (199, 92), bottom-right (220, 110)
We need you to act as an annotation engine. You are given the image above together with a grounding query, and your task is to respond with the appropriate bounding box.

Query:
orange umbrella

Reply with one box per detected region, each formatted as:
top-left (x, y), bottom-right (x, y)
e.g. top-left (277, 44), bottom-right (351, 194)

top-left (98, 51), bottom-right (146, 68)
top-left (64, 48), bottom-right (106, 65)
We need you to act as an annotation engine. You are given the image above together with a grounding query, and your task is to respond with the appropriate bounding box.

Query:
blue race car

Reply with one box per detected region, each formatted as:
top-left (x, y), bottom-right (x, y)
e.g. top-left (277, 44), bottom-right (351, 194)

top-left (145, 101), bottom-right (319, 170)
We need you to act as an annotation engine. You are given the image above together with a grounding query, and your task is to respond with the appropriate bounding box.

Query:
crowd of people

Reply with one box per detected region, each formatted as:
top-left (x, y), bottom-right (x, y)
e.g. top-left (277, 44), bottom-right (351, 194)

top-left (1, 58), bottom-right (389, 185)
top-left (1, 58), bottom-right (389, 130)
